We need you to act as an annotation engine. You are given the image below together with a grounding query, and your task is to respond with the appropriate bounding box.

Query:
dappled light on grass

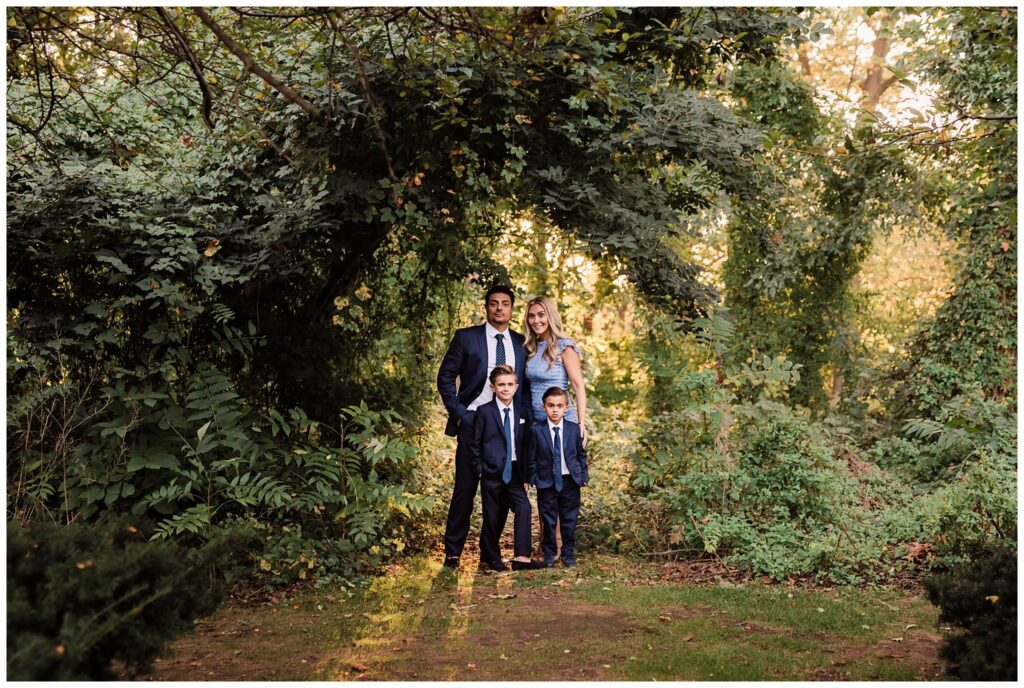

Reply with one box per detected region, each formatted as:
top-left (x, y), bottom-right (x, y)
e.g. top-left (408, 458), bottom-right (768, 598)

top-left (444, 564), bottom-right (478, 641)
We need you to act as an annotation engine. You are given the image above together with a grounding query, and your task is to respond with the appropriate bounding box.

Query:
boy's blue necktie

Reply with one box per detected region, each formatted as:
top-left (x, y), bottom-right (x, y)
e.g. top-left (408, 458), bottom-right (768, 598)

top-left (495, 333), bottom-right (505, 365)
top-left (553, 426), bottom-right (563, 492)
top-left (502, 408), bottom-right (513, 484)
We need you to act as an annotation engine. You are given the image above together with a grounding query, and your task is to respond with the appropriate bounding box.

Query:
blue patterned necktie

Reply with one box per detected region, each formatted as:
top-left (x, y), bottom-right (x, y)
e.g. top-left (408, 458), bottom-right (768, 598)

top-left (553, 426), bottom-right (563, 492)
top-left (494, 333), bottom-right (506, 365)
top-left (502, 408), bottom-right (513, 484)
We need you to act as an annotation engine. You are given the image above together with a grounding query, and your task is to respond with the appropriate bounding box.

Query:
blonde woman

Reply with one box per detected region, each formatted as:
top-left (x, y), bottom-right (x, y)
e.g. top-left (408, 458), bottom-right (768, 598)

top-left (524, 296), bottom-right (587, 446)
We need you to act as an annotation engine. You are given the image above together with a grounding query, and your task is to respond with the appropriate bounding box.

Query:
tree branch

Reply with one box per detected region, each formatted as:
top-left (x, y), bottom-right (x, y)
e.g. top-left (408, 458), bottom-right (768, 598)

top-left (157, 8), bottom-right (215, 129)
top-left (193, 7), bottom-right (322, 120)
top-left (332, 14), bottom-right (399, 182)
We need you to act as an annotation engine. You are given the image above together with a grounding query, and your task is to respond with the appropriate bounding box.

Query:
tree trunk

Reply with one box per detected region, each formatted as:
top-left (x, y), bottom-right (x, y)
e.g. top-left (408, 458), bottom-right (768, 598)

top-left (858, 13), bottom-right (899, 111)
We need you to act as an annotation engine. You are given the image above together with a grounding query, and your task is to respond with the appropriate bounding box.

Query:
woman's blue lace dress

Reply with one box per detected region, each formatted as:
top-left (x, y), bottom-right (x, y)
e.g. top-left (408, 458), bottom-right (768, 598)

top-left (526, 338), bottom-right (580, 423)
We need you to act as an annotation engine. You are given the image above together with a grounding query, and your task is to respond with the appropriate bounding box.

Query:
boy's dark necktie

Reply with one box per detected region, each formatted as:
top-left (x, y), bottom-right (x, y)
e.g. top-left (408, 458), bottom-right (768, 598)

top-left (553, 426), bottom-right (563, 492)
top-left (502, 408), bottom-right (513, 484)
top-left (495, 333), bottom-right (505, 365)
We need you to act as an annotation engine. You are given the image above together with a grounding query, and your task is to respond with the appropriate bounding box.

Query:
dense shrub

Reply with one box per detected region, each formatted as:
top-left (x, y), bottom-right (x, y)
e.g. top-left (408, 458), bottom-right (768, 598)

top-left (876, 390), bottom-right (1017, 567)
top-left (925, 547), bottom-right (1017, 680)
top-left (9, 357), bottom-right (435, 588)
top-left (7, 517), bottom-right (231, 680)
top-left (662, 412), bottom-right (890, 583)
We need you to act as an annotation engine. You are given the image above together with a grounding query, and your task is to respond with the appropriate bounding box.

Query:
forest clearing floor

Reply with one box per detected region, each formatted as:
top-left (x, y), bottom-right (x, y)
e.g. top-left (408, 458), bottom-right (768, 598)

top-left (132, 551), bottom-right (945, 681)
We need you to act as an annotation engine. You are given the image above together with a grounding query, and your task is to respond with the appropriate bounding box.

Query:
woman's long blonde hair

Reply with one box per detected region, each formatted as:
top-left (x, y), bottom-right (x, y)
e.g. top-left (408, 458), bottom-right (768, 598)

top-left (524, 295), bottom-right (568, 369)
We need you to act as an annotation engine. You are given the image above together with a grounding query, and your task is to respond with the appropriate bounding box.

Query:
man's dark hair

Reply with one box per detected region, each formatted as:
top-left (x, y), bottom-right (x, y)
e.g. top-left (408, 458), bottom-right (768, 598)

top-left (542, 386), bottom-right (568, 402)
top-left (489, 364), bottom-right (517, 384)
top-left (484, 284), bottom-right (515, 306)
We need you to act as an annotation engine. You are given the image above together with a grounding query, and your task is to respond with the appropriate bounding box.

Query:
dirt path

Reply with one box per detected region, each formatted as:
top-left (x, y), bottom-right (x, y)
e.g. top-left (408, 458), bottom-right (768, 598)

top-left (128, 554), bottom-right (945, 681)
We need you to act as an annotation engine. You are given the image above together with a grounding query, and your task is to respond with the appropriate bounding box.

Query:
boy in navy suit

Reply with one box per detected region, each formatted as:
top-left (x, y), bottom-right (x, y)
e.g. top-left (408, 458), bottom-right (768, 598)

top-left (471, 365), bottom-right (544, 572)
top-left (529, 386), bottom-right (589, 568)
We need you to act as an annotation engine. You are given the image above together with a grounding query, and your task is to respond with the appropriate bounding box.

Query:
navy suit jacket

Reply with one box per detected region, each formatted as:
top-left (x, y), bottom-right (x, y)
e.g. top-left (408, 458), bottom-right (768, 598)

top-left (529, 419), bottom-right (588, 489)
top-left (470, 399), bottom-right (533, 482)
top-left (437, 324), bottom-right (530, 437)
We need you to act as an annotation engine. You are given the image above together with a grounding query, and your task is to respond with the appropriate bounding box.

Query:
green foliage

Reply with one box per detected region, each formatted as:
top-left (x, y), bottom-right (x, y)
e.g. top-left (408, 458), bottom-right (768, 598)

top-left (925, 547), bottom-right (1017, 680)
top-left (8, 356), bottom-right (433, 586)
top-left (6, 517), bottom-right (227, 680)
top-left (885, 8), bottom-right (1016, 418)
top-left (728, 60), bottom-right (822, 143)
top-left (897, 387), bottom-right (1016, 482)
top-left (724, 136), bottom-right (923, 412)
top-left (6, 9), bottom-right (814, 590)
top-left (656, 411), bottom-right (883, 583)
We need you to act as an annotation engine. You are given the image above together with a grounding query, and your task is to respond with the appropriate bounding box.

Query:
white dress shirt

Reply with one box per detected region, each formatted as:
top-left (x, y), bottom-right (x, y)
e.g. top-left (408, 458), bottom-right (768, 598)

top-left (548, 420), bottom-right (570, 475)
top-left (467, 322), bottom-right (516, 411)
top-left (496, 398), bottom-right (518, 463)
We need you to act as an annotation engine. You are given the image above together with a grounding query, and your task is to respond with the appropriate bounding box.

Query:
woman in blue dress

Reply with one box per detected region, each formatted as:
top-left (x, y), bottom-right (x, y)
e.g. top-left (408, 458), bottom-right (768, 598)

top-left (524, 295), bottom-right (588, 446)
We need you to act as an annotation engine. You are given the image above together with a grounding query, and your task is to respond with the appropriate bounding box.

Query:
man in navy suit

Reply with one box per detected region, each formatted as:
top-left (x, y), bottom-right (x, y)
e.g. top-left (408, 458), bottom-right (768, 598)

top-left (470, 365), bottom-right (543, 571)
top-left (529, 386), bottom-right (589, 568)
top-left (437, 284), bottom-right (531, 568)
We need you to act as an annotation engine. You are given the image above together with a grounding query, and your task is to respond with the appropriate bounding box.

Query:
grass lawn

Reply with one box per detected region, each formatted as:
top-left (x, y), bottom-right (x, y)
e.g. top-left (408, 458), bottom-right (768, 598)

top-left (136, 553), bottom-right (944, 681)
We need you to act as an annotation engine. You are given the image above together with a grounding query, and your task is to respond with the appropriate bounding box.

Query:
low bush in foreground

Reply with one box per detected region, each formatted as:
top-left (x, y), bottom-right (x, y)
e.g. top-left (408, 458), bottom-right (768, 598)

top-left (925, 547), bottom-right (1017, 681)
top-left (6, 517), bottom-right (231, 680)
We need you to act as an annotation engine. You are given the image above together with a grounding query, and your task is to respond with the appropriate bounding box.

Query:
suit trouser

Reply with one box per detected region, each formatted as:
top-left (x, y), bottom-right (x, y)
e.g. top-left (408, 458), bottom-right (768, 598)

top-left (537, 478), bottom-right (581, 561)
top-left (480, 475), bottom-right (532, 564)
top-left (444, 412), bottom-right (510, 559)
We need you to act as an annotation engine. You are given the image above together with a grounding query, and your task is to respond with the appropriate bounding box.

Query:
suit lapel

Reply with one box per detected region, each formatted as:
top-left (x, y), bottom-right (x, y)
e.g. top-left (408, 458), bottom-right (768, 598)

top-left (563, 423), bottom-right (574, 463)
top-left (476, 324), bottom-right (489, 366)
top-left (510, 329), bottom-right (520, 369)
top-left (540, 422), bottom-right (554, 455)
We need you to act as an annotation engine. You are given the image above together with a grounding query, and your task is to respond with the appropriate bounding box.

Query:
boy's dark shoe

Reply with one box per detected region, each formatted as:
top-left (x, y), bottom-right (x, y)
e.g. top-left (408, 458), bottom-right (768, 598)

top-left (443, 556), bottom-right (461, 569)
top-left (511, 559), bottom-right (545, 571)
top-left (562, 558), bottom-right (577, 568)
top-left (543, 559), bottom-right (556, 568)
top-left (480, 560), bottom-right (508, 572)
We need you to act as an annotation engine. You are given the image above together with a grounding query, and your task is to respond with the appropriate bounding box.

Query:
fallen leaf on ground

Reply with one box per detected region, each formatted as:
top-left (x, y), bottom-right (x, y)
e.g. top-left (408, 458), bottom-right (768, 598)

top-left (682, 633), bottom-right (695, 642)
top-left (890, 637), bottom-right (904, 642)
top-left (467, 663), bottom-right (476, 669)
top-left (658, 615), bottom-right (672, 622)
top-left (904, 623), bottom-right (916, 630)
top-left (488, 593), bottom-right (517, 600)
top-left (351, 663), bottom-right (368, 672)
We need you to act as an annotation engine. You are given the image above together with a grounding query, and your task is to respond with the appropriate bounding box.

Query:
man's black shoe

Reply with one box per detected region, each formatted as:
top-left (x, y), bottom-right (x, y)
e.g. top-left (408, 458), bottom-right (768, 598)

top-left (511, 559), bottom-right (545, 571)
top-left (443, 556), bottom-right (460, 569)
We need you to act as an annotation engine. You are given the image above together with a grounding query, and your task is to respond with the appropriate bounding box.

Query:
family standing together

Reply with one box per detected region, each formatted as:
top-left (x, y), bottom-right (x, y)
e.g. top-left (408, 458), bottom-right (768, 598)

top-left (437, 284), bottom-right (589, 571)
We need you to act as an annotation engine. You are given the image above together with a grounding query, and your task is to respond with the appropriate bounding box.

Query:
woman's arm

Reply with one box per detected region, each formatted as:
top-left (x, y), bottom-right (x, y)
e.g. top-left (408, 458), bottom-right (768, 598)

top-left (561, 345), bottom-right (588, 446)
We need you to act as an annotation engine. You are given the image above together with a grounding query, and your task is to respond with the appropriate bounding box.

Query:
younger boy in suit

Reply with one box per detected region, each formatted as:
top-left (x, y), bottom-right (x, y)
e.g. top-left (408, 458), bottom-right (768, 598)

top-left (529, 386), bottom-right (589, 568)
top-left (471, 365), bottom-right (544, 571)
